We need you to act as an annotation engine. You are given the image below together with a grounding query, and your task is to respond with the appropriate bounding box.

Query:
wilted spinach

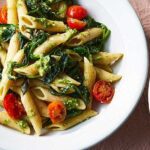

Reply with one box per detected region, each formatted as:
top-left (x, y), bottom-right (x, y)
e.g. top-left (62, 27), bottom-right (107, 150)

top-left (23, 30), bottom-right (49, 65)
top-left (21, 79), bottom-right (29, 95)
top-left (26, 0), bottom-right (68, 20)
top-left (0, 24), bottom-right (17, 42)
top-left (67, 109), bottom-right (83, 118)
top-left (42, 54), bottom-right (69, 83)
top-left (18, 32), bottom-right (29, 49)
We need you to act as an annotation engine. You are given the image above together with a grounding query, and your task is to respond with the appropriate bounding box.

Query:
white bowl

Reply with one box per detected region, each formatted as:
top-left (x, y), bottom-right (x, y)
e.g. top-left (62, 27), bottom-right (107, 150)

top-left (0, 0), bottom-right (148, 150)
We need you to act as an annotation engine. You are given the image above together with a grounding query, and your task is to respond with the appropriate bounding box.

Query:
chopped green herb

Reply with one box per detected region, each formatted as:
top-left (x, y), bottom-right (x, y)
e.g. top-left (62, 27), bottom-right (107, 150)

top-left (63, 98), bottom-right (79, 110)
top-left (3, 119), bottom-right (10, 125)
top-left (17, 120), bottom-right (28, 129)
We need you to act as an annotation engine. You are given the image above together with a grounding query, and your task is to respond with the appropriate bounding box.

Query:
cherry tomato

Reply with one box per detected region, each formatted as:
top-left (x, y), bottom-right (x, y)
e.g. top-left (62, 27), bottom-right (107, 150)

top-left (48, 101), bottom-right (66, 124)
top-left (3, 93), bottom-right (26, 120)
top-left (67, 17), bottom-right (86, 30)
top-left (0, 5), bottom-right (7, 24)
top-left (67, 5), bottom-right (87, 20)
top-left (92, 80), bottom-right (115, 104)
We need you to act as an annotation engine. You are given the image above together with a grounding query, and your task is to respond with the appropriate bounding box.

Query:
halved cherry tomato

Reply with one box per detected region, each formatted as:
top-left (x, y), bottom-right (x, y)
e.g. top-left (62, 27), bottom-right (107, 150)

top-left (3, 93), bottom-right (26, 120)
top-left (93, 80), bottom-right (115, 104)
top-left (67, 17), bottom-right (86, 30)
top-left (0, 5), bottom-right (7, 24)
top-left (67, 5), bottom-right (87, 20)
top-left (48, 101), bottom-right (66, 124)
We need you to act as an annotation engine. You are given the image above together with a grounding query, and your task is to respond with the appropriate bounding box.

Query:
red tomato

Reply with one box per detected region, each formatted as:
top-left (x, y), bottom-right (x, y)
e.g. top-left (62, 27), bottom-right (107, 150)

top-left (67, 17), bottom-right (86, 30)
top-left (48, 101), bottom-right (66, 124)
top-left (93, 80), bottom-right (115, 104)
top-left (67, 5), bottom-right (87, 20)
top-left (3, 93), bottom-right (26, 120)
top-left (0, 5), bottom-right (7, 24)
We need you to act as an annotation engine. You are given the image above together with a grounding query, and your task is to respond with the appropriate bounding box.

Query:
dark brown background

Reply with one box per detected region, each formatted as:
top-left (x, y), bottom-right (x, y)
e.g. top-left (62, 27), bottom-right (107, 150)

top-left (91, 0), bottom-right (150, 149)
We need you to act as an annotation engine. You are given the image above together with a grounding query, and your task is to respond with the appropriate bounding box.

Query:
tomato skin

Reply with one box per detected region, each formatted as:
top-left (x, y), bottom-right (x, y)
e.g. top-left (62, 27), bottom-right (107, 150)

top-left (0, 5), bottom-right (7, 24)
top-left (67, 5), bottom-right (87, 20)
top-left (67, 17), bottom-right (86, 30)
top-left (3, 93), bottom-right (26, 120)
top-left (92, 80), bottom-right (115, 104)
top-left (48, 101), bottom-right (66, 124)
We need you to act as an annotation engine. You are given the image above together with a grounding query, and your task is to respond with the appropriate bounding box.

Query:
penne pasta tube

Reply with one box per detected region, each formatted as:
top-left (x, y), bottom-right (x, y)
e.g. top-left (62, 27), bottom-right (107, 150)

top-left (17, 0), bottom-right (31, 39)
top-left (0, 46), bottom-right (7, 66)
top-left (33, 29), bottom-right (76, 57)
top-left (47, 109), bottom-right (97, 130)
top-left (1, 42), bottom-right (9, 51)
top-left (84, 57), bottom-right (96, 91)
top-left (34, 99), bottom-right (49, 118)
top-left (0, 111), bottom-right (30, 134)
top-left (52, 74), bottom-right (81, 87)
top-left (66, 28), bottom-right (102, 47)
top-left (0, 33), bottom-right (20, 101)
top-left (14, 55), bottom-right (50, 78)
top-left (93, 52), bottom-right (123, 65)
top-left (20, 15), bottom-right (67, 32)
top-left (31, 87), bottom-right (86, 110)
top-left (7, 0), bottom-right (18, 25)
top-left (96, 65), bottom-right (112, 73)
top-left (13, 88), bottom-right (42, 135)
top-left (95, 67), bottom-right (122, 83)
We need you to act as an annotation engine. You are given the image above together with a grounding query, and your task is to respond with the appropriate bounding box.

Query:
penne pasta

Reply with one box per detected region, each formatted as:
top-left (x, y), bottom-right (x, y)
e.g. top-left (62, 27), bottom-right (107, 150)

top-left (0, 111), bottom-right (30, 134)
top-left (0, 46), bottom-right (7, 67)
top-left (17, 0), bottom-right (31, 39)
top-left (20, 15), bottom-right (67, 32)
top-left (13, 88), bottom-right (42, 135)
top-left (34, 99), bottom-right (49, 118)
top-left (7, 0), bottom-right (18, 25)
top-left (33, 29), bottom-right (76, 57)
top-left (66, 28), bottom-right (102, 47)
top-left (31, 87), bottom-right (86, 110)
top-left (52, 74), bottom-right (81, 87)
top-left (14, 55), bottom-right (50, 77)
top-left (95, 67), bottom-right (122, 83)
top-left (47, 109), bottom-right (97, 130)
top-left (0, 33), bottom-right (20, 101)
top-left (93, 52), bottom-right (123, 65)
top-left (96, 65), bottom-right (112, 73)
top-left (84, 57), bottom-right (96, 91)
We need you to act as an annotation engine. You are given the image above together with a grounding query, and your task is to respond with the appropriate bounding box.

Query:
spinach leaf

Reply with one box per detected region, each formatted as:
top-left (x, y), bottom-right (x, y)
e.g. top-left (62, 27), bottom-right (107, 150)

top-left (42, 54), bottom-right (69, 83)
top-left (18, 32), bottom-right (29, 49)
top-left (0, 24), bottom-right (17, 42)
top-left (23, 30), bottom-right (49, 65)
top-left (26, 0), bottom-right (66, 20)
top-left (0, 66), bottom-right (2, 80)
top-left (21, 79), bottom-right (29, 95)
top-left (67, 109), bottom-right (83, 118)
top-left (42, 118), bottom-right (52, 128)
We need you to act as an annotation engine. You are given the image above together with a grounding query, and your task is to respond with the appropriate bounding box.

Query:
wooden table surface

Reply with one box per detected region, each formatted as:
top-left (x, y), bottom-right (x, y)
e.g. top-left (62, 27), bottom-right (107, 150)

top-left (91, 0), bottom-right (150, 149)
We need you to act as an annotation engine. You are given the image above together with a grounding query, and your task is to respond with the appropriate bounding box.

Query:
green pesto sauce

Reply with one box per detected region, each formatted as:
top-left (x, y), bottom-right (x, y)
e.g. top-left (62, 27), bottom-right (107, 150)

top-left (17, 120), bottom-right (28, 130)
top-left (34, 18), bottom-right (56, 28)
top-left (63, 98), bottom-right (79, 110)
top-left (36, 55), bottom-right (50, 76)
top-left (27, 109), bottom-right (36, 118)
top-left (3, 119), bottom-right (10, 125)
top-left (57, 79), bottom-right (71, 84)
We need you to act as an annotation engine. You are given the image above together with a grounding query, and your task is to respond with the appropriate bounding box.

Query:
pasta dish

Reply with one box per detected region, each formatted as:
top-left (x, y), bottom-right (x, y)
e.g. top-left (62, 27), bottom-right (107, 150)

top-left (0, 0), bottom-right (123, 135)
